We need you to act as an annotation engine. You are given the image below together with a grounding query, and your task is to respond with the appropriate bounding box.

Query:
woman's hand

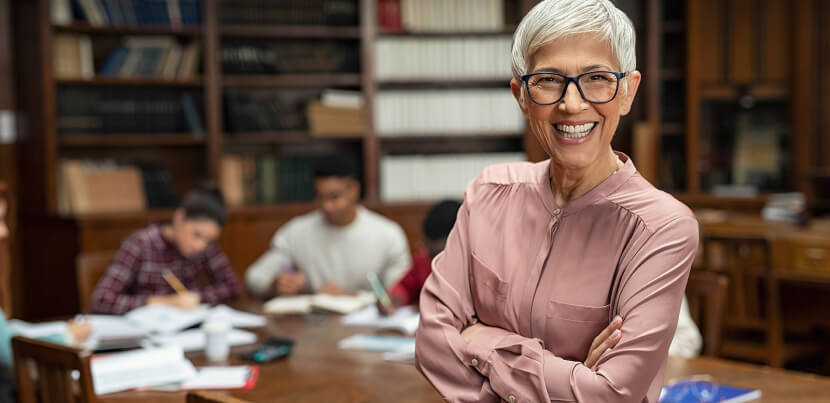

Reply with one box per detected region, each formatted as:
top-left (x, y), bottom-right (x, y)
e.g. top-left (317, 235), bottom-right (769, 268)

top-left (461, 322), bottom-right (490, 343)
top-left (66, 317), bottom-right (92, 345)
top-left (584, 315), bottom-right (623, 370)
top-left (147, 291), bottom-right (201, 310)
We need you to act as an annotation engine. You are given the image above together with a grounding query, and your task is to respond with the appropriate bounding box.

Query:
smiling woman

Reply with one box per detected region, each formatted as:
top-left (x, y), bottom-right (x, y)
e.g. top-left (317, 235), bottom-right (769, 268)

top-left (414, 1), bottom-right (699, 402)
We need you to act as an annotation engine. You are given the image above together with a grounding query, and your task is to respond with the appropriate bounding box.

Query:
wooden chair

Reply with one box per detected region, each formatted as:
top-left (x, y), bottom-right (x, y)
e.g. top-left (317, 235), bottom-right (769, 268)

top-left (0, 181), bottom-right (12, 316)
top-left (11, 336), bottom-right (96, 403)
top-left (75, 251), bottom-right (117, 311)
top-left (685, 271), bottom-right (729, 357)
top-left (186, 390), bottom-right (250, 403)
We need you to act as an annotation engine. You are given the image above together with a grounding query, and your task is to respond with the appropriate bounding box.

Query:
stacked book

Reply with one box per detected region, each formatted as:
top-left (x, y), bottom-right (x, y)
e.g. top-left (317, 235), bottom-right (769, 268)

top-left (217, 0), bottom-right (358, 26)
top-left (221, 39), bottom-right (359, 75)
top-left (52, 0), bottom-right (202, 26)
top-left (307, 89), bottom-right (365, 138)
top-left (220, 154), bottom-right (320, 206)
top-left (99, 37), bottom-right (200, 78)
top-left (375, 36), bottom-right (512, 81)
top-left (378, 0), bottom-right (504, 32)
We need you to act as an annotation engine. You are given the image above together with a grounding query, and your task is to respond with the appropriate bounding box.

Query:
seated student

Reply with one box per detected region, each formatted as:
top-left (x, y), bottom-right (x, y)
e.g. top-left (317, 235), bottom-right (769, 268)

top-left (246, 155), bottom-right (411, 298)
top-left (379, 200), bottom-right (461, 314)
top-left (0, 183), bottom-right (90, 401)
top-left (91, 183), bottom-right (241, 314)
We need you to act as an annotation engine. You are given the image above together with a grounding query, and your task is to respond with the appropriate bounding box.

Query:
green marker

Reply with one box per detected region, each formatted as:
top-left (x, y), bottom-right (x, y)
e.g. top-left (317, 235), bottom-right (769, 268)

top-left (367, 272), bottom-right (394, 312)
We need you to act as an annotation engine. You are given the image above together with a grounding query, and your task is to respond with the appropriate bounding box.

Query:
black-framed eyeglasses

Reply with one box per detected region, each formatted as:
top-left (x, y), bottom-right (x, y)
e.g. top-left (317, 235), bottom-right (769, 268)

top-left (520, 71), bottom-right (627, 105)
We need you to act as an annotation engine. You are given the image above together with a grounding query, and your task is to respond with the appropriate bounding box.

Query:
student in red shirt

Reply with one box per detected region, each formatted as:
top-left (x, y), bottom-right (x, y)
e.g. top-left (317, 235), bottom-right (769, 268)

top-left (381, 200), bottom-right (461, 314)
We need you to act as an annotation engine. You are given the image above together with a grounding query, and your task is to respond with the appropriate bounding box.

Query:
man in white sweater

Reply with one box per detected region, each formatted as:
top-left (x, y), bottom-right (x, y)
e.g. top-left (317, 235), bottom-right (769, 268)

top-left (246, 155), bottom-right (411, 298)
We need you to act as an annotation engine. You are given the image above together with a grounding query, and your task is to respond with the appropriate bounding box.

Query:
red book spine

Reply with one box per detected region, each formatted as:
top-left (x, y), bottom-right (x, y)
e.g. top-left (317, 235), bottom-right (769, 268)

top-left (378, 0), bottom-right (402, 31)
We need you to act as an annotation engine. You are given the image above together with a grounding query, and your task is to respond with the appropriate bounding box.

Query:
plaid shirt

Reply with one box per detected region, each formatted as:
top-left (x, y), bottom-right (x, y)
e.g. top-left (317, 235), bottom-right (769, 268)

top-left (91, 224), bottom-right (241, 314)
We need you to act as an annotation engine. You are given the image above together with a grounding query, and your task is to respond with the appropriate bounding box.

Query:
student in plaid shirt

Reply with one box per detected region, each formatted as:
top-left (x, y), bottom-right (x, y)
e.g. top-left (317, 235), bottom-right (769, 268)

top-left (91, 183), bottom-right (241, 314)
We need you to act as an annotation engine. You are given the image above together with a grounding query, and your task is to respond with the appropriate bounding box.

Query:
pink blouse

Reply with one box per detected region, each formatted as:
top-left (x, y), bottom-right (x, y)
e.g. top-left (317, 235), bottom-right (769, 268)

top-left (415, 154), bottom-right (699, 402)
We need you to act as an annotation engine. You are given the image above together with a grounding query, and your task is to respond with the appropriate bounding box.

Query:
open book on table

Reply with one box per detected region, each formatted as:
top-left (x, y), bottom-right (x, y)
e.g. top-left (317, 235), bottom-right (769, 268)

top-left (264, 291), bottom-right (376, 315)
top-left (125, 304), bottom-right (266, 334)
top-left (91, 346), bottom-right (196, 395)
top-left (340, 305), bottom-right (420, 335)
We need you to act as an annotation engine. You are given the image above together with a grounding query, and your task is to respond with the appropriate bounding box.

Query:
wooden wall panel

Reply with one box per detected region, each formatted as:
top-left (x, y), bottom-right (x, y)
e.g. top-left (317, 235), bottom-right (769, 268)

top-left (824, 0), bottom-right (830, 169)
top-left (728, 0), bottom-right (755, 84)
top-left (761, 0), bottom-right (792, 84)
top-left (695, 0), bottom-right (724, 84)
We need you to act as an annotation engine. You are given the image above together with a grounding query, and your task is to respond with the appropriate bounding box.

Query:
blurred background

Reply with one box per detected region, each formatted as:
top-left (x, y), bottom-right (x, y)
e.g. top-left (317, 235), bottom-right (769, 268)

top-left (0, 0), bottom-right (828, 375)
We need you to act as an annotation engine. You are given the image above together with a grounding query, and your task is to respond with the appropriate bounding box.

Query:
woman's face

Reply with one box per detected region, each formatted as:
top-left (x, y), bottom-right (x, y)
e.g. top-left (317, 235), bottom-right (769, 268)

top-left (171, 210), bottom-right (220, 258)
top-left (511, 33), bottom-right (641, 171)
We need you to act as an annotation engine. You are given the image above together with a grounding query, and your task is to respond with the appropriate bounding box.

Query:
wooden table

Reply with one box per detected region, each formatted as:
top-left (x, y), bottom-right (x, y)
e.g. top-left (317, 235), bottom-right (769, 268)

top-left (100, 309), bottom-right (830, 403)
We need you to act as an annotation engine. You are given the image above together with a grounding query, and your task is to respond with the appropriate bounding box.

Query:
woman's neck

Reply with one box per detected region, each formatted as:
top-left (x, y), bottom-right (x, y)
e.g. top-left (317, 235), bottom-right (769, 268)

top-left (549, 151), bottom-right (621, 207)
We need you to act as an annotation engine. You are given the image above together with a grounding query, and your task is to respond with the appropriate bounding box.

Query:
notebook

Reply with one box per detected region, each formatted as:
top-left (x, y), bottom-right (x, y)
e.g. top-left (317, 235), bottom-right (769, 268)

top-left (341, 305), bottom-right (420, 335)
top-left (264, 292), bottom-right (376, 315)
top-left (659, 380), bottom-right (761, 403)
top-left (125, 304), bottom-right (267, 334)
top-left (91, 346), bottom-right (196, 395)
top-left (149, 328), bottom-right (258, 352)
top-left (338, 333), bottom-right (415, 353)
top-left (180, 366), bottom-right (259, 390)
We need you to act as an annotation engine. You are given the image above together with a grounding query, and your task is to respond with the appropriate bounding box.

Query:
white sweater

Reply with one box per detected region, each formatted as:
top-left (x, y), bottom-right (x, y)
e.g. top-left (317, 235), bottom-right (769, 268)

top-left (245, 206), bottom-right (411, 297)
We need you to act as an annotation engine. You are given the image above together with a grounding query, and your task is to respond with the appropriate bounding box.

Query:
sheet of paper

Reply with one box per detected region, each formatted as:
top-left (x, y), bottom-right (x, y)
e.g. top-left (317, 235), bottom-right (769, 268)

top-left (83, 315), bottom-right (148, 350)
top-left (382, 343), bottom-right (416, 362)
top-left (150, 328), bottom-right (257, 352)
top-left (180, 366), bottom-right (253, 390)
top-left (207, 305), bottom-right (266, 328)
top-left (338, 333), bottom-right (415, 353)
top-left (91, 346), bottom-right (197, 395)
top-left (125, 304), bottom-right (210, 334)
top-left (341, 305), bottom-right (420, 335)
top-left (263, 295), bottom-right (313, 315)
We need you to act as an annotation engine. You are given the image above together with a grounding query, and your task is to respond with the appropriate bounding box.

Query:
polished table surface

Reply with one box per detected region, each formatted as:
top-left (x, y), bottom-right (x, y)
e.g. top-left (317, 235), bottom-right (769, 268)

top-left (100, 306), bottom-right (830, 403)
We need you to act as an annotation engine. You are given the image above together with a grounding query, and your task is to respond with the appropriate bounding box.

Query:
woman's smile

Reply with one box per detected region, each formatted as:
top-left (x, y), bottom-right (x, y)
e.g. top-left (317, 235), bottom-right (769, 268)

top-left (553, 121), bottom-right (599, 143)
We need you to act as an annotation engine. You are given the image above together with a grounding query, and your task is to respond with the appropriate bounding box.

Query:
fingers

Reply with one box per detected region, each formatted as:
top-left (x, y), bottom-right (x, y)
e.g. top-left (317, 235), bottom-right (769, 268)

top-left (589, 315), bottom-right (622, 353)
top-left (585, 328), bottom-right (622, 369)
top-left (276, 273), bottom-right (304, 295)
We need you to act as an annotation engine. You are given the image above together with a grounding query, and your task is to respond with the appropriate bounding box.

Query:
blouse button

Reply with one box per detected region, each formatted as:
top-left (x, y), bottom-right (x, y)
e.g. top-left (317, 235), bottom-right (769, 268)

top-left (553, 208), bottom-right (561, 216)
top-left (471, 358), bottom-right (479, 367)
top-left (508, 394), bottom-right (516, 403)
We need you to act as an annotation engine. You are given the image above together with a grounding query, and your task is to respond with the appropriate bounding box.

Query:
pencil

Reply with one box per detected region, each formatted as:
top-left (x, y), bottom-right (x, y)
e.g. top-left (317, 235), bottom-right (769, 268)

top-left (162, 269), bottom-right (189, 295)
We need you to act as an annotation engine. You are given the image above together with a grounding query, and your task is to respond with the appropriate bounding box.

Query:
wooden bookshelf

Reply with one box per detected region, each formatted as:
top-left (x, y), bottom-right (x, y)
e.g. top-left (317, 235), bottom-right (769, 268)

top-left (221, 74), bottom-right (363, 87)
top-left (52, 23), bottom-right (202, 36)
top-left (378, 27), bottom-right (516, 37)
top-left (377, 78), bottom-right (511, 88)
top-left (55, 77), bottom-right (203, 87)
top-left (59, 134), bottom-right (205, 147)
top-left (220, 25), bottom-right (361, 39)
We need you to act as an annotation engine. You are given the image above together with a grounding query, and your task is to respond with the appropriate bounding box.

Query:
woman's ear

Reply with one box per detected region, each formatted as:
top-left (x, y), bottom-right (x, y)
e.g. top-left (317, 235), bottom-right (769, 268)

top-left (510, 78), bottom-right (529, 119)
top-left (172, 208), bottom-right (185, 226)
top-left (620, 70), bottom-right (642, 116)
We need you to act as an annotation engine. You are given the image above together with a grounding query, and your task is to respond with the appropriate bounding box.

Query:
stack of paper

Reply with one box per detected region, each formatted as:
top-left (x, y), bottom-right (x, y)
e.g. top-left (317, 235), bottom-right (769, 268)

top-left (91, 346), bottom-right (196, 395)
top-left (264, 292), bottom-right (376, 315)
top-left (8, 316), bottom-right (149, 351)
top-left (338, 333), bottom-right (415, 353)
top-left (125, 304), bottom-right (211, 334)
top-left (341, 305), bottom-right (420, 335)
top-left (150, 328), bottom-right (258, 352)
top-left (206, 305), bottom-right (266, 328)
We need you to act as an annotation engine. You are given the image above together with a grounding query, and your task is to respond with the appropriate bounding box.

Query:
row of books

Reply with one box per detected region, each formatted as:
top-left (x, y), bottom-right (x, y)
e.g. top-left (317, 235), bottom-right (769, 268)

top-left (223, 88), bottom-right (318, 133)
top-left (52, 0), bottom-right (202, 27)
top-left (217, 0), bottom-right (358, 26)
top-left (220, 40), bottom-right (359, 75)
top-left (220, 154), bottom-right (321, 206)
top-left (380, 152), bottom-right (525, 202)
top-left (375, 36), bottom-right (512, 80)
top-left (58, 159), bottom-right (180, 214)
top-left (54, 34), bottom-right (200, 79)
top-left (57, 87), bottom-right (204, 134)
top-left (374, 89), bottom-right (524, 135)
top-left (378, 0), bottom-right (505, 32)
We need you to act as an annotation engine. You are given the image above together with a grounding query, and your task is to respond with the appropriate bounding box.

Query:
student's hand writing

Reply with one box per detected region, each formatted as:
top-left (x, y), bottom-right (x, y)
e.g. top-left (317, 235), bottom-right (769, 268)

top-left (583, 315), bottom-right (623, 370)
top-left (147, 291), bottom-right (201, 310)
top-left (376, 294), bottom-right (403, 316)
top-left (318, 283), bottom-right (352, 296)
top-left (66, 317), bottom-right (92, 345)
top-left (275, 272), bottom-right (306, 295)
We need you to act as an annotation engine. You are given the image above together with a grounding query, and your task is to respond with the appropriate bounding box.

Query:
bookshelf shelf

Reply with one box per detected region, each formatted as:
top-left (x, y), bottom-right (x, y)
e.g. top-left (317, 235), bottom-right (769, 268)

top-left (377, 78), bottom-right (511, 88)
top-left (59, 134), bottom-right (205, 147)
top-left (223, 131), bottom-right (362, 145)
top-left (222, 74), bottom-right (362, 87)
top-left (379, 133), bottom-right (523, 142)
top-left (378, 27), bottom-right (516, 37)
top-left (52, 23), bottom-right (202, 37)
top-left (56, 77), bottom-right (203, 87)
top-left (220, 25), bottom-right (361, 39)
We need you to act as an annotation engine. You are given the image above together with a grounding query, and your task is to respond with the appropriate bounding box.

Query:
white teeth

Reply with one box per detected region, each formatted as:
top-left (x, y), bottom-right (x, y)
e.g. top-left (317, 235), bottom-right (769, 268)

top-left (554, 123), bottom-right (595, 139)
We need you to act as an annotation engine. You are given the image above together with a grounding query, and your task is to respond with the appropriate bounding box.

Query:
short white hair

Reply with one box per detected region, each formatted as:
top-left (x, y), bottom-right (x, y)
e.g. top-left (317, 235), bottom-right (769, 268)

top-left (511, 0), bottom-right (637, 80)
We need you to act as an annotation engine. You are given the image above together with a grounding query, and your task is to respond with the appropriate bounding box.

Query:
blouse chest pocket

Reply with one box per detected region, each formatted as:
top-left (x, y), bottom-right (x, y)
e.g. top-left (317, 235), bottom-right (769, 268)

top-left (545, 300), bottom-right (611, 361)
top-left (470, 255), bottom-right (509, 325)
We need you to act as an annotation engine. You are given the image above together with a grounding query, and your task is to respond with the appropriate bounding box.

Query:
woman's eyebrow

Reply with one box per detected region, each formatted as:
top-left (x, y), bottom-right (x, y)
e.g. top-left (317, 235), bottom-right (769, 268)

top-left (531, 64), bottom-right (614, 74)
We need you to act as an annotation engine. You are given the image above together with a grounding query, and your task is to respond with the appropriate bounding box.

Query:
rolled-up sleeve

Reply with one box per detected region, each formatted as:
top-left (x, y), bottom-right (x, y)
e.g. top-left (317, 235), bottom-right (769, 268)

top-left (417, 208), bottom-right (699, 402)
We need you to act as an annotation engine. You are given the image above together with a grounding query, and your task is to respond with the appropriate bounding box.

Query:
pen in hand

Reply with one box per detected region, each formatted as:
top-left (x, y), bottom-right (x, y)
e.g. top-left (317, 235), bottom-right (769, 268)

top-left (367, 272), bottom-right (395, 314)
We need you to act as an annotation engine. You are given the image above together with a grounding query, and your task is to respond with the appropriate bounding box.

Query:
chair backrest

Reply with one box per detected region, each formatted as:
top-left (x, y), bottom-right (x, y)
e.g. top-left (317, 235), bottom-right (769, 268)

top-left (11, 336), bottom-right (96, 403)
top-left (0, 181), bottom-right (12, 316)
top-left (76, 251), bottom-right (117, 311)
top-left (187, 390), bottom-right (250, 403)
top-left (685, 271), bottom-right (729, 357)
